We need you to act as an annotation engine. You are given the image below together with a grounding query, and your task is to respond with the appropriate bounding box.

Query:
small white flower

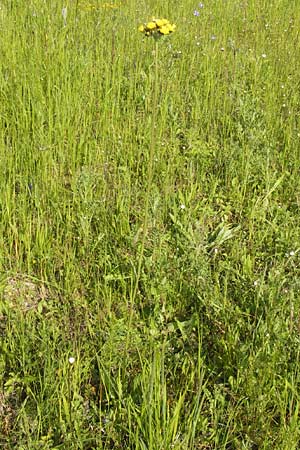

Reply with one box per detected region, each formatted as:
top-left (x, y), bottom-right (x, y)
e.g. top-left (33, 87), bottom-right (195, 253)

top-left (261, 53), bottom-right (267, 58)
top-left (180, 204), bottom-right (186, 210)
top-left (68, 357), bottom-right (75, 364)
top-left (253, 280), bottom-right (259, 287)
top-left (289, 250), bottom-right (295, 256)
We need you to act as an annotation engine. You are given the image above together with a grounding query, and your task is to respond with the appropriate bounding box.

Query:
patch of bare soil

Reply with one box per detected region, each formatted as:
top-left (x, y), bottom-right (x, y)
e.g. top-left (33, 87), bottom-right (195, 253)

top-left (2, 273), bottom-right (49, 312)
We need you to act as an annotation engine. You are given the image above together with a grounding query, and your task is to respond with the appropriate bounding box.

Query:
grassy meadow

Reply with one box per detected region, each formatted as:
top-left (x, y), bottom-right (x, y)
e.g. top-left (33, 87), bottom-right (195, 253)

top-left (1, 0), bottom-right (300, 448)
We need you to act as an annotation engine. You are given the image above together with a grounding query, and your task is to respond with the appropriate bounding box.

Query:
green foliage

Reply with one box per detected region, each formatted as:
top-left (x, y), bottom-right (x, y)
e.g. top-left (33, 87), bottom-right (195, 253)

top-left (1, 0), bottom-right (300, 448)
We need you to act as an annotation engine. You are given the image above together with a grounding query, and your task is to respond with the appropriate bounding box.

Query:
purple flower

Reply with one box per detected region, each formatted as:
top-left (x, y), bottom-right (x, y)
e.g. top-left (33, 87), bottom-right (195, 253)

top-left (194, 10), bottom-right (200, 16)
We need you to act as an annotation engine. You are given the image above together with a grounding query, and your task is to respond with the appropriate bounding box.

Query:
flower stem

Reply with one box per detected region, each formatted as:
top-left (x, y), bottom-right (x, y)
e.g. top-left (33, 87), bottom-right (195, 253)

top-left (131, 41), bottom-right (159, 307)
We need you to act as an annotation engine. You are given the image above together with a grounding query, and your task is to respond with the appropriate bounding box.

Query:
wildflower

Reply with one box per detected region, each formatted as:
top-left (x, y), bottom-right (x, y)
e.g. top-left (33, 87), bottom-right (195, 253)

top-left (68, 357), bottom-right (75, 364)
top-left (194, 2), bottom-right (204, 15)
top-left (139, 18), bottom-right (176, 37)
top-left (160, 23), bottom-right (176, 35)
top-left (159, 26), bottom-right (170, 35)
top-left (146, 21), bottom-right (157, 30)
top-left (101, 2), bottom-right (120, 8)
top-left (155, 18), bottom-right (169, 27)
top-left (78, 2), bottom-right (120, 11)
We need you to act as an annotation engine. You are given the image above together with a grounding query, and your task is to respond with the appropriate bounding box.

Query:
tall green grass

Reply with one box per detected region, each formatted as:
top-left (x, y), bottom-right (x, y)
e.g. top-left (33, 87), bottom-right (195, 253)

top-left (1, 0), bottom-right (300, 448)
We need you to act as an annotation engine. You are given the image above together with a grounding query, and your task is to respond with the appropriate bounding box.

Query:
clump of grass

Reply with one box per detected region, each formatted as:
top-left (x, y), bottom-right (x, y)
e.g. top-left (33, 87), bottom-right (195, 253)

top-left (1, 0), bottom-right (300, 448)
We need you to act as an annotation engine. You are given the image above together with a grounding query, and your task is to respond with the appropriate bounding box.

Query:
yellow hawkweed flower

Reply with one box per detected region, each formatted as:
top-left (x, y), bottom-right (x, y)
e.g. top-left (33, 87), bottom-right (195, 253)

top-left (146, 21), bottom-right (157, 30)
top-left (78, 2), bottom-right (121, 11)
top-left (155, 18), bottom-right (168, 27)
top-left (102, 2), bottom-right (120, 8)
top-left (139, 17), bottom-right (176, 37)
top-left (159, 26), bottom-right (170, 35)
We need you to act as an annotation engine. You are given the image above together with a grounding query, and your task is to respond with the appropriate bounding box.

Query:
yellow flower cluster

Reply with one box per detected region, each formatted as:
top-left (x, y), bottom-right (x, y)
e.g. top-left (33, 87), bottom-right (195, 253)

top-left (78, 2), bottom-right (120, 11)
top-left (138, 18), bottom-right (176, 37)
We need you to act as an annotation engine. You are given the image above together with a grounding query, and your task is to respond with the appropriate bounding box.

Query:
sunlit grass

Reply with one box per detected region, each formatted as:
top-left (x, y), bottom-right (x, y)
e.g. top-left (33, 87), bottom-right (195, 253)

top-left (0, 0), bottom-right (300, 448)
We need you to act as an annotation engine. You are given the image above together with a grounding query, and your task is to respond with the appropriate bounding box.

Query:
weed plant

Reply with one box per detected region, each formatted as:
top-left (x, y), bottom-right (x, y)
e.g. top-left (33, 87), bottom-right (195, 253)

top-left (0, 0), bottom-right (300, 448)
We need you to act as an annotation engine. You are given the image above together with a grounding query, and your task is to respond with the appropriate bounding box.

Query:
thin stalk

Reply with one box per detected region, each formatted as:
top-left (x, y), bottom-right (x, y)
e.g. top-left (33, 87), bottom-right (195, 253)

top-left (131, 41), bottom-right (159, 306)
top-left (125, 41), bottom-right (159, 355)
